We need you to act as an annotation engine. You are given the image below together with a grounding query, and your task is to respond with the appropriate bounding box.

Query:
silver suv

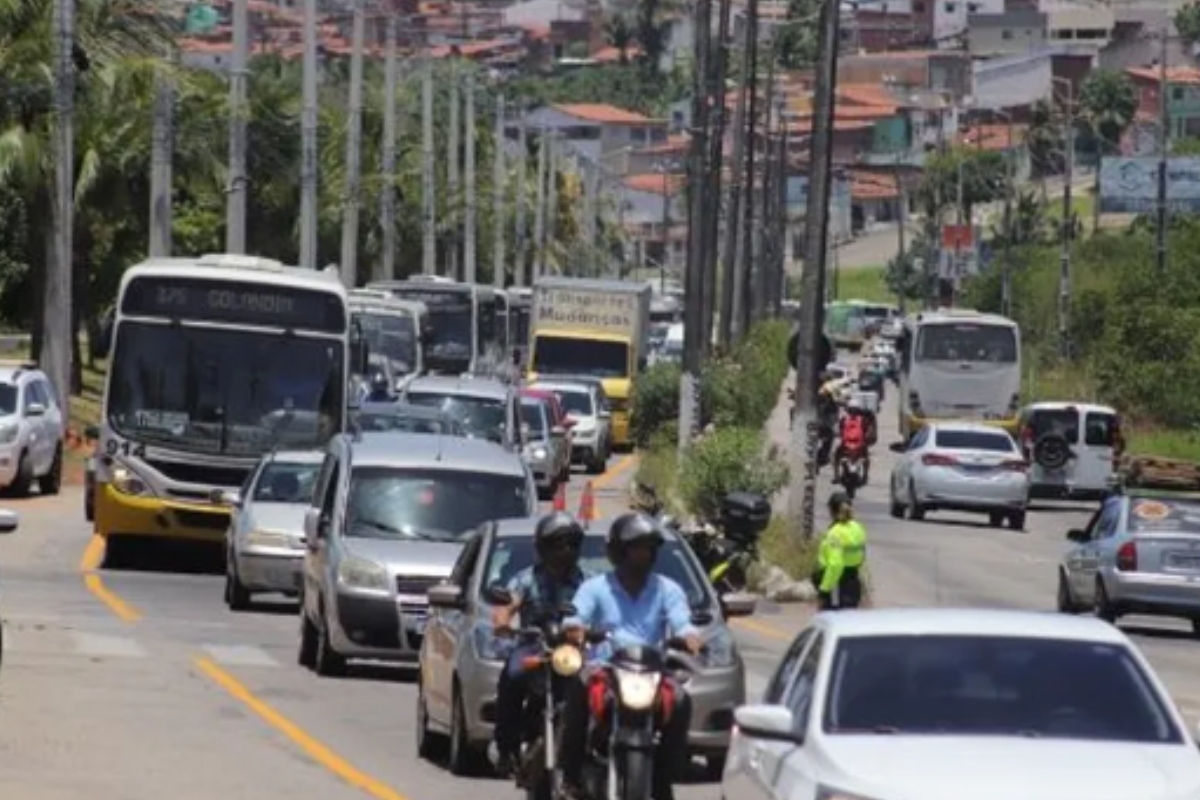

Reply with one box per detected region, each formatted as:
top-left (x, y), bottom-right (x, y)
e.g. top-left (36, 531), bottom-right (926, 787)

top-left (401, 375), bottom-right (524, 451)
top-left (298, 430), bottom-right (537, 676)
top-left (0, 362), bottom-right (65, 496)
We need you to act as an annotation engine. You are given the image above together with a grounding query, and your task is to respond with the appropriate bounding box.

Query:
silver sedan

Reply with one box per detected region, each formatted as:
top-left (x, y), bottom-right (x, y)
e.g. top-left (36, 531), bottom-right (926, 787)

top-left (889, 422), bottom-right (1030, 530)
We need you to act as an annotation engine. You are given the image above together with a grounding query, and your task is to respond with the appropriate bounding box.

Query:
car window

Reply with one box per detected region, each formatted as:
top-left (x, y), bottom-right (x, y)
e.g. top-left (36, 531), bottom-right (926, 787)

top-left (0, 383), bottom-right (15, 415)
top-left (1027, 409), bottom-right (1079, 445)
top-left (406, 391), bottom-right (507, 444)
top-left (1094, 501), bottom-right (1122, 540)
top-left (520, 401), bottom-right (549, 437)
top-left (39, 378), bottom-right (59, 408)
top-left (1084, 412), bottom-right (1118, 447)
top-left (252, 461), bottom-right (321, 504)
top-left (908, 427), bottom-right (929, 450)
top-left (823, 634), bottom-right (1181, 743)
top-left (552, 389), bottom-right (593, 417)
top-left (764, 629), bottom-right (814, 704)
top-left (784, 632), bottom-right (824, 730)
top-left (30, 381), bottom-right (50, 409)
top-left (450, 531), bottom-right (484, 587)
top-left (320, 458), bottom-right (340, 516)
top-left (934, 430), bottom-right (1016, 452)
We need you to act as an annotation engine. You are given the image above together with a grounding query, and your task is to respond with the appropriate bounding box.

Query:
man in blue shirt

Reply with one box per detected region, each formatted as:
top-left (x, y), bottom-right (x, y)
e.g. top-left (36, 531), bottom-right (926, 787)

top-left (558, 513), bottom-right (701, 800)
top-left (491, 512), bottom-right (589, 777)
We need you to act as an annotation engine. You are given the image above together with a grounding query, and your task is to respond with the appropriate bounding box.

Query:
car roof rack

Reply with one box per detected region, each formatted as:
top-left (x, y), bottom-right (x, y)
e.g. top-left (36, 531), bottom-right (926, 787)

top-left (1113, 454), bottom-right (1200, 493)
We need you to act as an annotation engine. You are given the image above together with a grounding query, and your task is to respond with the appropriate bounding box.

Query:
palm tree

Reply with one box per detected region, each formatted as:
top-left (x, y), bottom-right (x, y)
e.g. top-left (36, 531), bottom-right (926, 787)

top-left (605, 15), bottom-right (635, 64)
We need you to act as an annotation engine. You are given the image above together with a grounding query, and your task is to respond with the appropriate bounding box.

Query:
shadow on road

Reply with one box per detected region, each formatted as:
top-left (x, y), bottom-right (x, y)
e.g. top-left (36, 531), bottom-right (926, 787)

top-left (101, 538), bottom-right (226, 575)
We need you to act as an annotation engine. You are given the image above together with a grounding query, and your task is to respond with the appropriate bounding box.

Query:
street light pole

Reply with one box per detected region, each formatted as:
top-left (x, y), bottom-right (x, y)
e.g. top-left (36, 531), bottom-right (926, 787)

top-left (1055, 77), bottom-right (1074, 360)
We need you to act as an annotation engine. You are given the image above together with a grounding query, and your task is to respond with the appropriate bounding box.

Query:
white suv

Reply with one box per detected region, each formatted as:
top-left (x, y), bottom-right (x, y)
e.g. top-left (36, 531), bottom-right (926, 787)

top-left (0, 362), bottom-right (65, 496)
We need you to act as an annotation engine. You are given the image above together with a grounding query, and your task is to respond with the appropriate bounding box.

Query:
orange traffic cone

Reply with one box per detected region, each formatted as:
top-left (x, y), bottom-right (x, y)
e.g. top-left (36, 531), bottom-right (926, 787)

top-left (552, 482), bottom-right (567, 512)
top-left (578, 481), bottom-right (596, 523)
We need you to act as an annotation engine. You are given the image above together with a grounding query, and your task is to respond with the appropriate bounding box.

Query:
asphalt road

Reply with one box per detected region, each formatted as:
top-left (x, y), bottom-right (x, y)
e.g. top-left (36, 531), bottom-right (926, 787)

top-left (3, 379), bottom-right (1200, 798)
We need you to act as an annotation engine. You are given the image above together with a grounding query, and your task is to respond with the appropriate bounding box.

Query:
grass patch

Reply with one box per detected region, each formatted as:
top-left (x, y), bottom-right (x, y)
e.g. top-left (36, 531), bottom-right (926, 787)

top-left (631, 442), bottom-right (683, 514)
top-left (71, 361), bottom-right (106, 435)
top-left (757, 516), bottom-right (818, 581)
top-left (832, 265), bottom-right (893, 304)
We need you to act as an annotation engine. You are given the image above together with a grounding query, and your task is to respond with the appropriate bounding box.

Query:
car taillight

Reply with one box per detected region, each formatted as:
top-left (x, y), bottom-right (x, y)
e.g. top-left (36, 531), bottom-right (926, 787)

top-left (587, 671), bottom-right (610, 721)
top-left (922, 453), bottom-right (958, 466)
top-left (1002, 459), bottom-right (1028, 472)
top-left (1116, 541), bottom-right (1137, 572)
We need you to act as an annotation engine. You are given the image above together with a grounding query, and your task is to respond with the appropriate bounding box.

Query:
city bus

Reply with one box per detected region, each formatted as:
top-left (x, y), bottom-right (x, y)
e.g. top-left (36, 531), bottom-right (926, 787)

top-left (91, 254), bottom-right (362, 562)
top-left (825, 299), bottom-right (899, 349)
top-left (347, 289), bottom-right (426, 387)
top-left (368, 278), bottom-right (502, 375)
top-left (897, 309), bottom-right (1022, 440)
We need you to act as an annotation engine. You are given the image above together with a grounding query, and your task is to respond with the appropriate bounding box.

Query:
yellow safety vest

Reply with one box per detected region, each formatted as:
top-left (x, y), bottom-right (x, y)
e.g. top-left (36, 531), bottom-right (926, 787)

top-left (817, 519), bottom-right (867, 593)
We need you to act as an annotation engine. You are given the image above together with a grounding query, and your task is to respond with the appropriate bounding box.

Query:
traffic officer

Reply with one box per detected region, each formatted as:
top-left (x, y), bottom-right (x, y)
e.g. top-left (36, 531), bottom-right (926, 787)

top-left (814, 491), bottom-right (867, 610)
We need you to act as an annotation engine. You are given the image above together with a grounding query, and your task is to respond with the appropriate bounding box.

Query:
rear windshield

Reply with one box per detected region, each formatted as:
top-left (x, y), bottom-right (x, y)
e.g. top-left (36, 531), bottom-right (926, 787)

top-left (935, 430), bottom-right (1016, 452)
top-left (1025, 409), bottom-right (1080, 445)
top-left (1127, 497), bottom-right (1200, 534)
top-left (916, 323), bottom-right (1018, 363)
top-left (1084, 412), bottom-right (1119, 446)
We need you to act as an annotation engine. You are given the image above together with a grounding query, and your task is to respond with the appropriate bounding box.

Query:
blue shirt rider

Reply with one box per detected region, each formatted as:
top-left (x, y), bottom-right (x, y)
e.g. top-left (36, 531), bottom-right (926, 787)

top-left (491, 512), bottom-right (589, 776)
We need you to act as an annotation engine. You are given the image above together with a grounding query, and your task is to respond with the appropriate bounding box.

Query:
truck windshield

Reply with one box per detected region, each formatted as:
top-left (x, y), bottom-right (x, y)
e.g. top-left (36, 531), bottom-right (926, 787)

top-left (354, 311), bottom-right (417, 374)
top-left (533, 338), bottom-right (627, 378)
top-left (107, 321), bottom-right (344, 456)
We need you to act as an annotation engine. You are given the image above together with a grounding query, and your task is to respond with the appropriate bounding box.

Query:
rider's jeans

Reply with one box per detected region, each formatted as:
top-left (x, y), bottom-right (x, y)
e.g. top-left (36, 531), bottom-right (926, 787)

top-left (494, 644), bottom-right (539, 756)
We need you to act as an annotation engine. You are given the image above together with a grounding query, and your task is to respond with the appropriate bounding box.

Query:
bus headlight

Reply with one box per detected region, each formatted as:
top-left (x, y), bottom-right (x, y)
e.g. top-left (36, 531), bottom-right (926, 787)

top-left (111, 465), bottom-right (152, 497)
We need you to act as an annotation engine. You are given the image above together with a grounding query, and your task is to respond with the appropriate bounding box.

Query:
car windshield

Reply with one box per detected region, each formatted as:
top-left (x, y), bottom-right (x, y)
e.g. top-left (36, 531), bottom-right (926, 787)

top-left (520, 402), bottom-right (549, 440)
top-left (356, 411), bottom-right (463, 436)
top-left (355, 311), bottom-right (417, 374)
top-left (107, 321), bottom-right (343, 455)
top-left (934, 430), bottom-right (1015, 452)
top-left (533, 337), bottom-right (627, 378)
top-left (251, 461), bottom-right (320, 503)
top-left (0, 384), bottom-right (16, 415)
top-left (480, 535), bottom-right (711, 608)
top-left (548, 388), bottom-right (593, 417)
top-left (405, 391), bottom-right (506, 443)
top-left (346, 466), bottom-right (529, 541)
top-left (824, 634), bottom-right (1181, 743)
top-left (916, 323), bottom-right (1017, 363)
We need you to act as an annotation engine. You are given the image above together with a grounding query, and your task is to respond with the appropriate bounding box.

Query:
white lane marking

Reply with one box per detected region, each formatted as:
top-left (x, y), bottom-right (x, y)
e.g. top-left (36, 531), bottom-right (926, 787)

top-left (73, 632), bottom-right (148, 659)
top-left (201, 644), bottom-right (280, 668)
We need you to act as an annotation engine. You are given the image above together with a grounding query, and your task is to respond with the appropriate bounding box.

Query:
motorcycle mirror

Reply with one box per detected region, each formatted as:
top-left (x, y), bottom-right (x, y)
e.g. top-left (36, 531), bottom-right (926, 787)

top-left (484, 584), bottom-right (514, 606)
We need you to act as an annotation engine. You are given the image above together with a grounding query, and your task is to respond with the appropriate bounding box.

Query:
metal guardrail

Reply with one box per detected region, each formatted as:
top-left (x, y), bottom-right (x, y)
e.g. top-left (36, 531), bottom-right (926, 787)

top-left (1114, 455), bottom-right (1200, 493)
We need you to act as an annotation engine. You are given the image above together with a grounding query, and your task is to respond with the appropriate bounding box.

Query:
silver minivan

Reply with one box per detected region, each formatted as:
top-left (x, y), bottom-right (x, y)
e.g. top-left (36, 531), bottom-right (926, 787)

top-left (1019, 402), bottom-right (1124, 502)
top-left (298, 431), bottom-right (537, 676)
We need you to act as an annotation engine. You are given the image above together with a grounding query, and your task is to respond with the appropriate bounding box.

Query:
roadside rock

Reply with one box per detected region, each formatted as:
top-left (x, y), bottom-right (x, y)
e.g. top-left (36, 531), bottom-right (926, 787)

top-left (758, 564), bottom-right (817, 603)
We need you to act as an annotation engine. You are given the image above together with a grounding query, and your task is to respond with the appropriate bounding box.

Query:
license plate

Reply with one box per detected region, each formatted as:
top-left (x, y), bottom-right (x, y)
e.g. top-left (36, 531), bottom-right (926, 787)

top-left (1168, 554), bottom-right (1200, 570)
top-left (959, 465), bottom-right (995, 474)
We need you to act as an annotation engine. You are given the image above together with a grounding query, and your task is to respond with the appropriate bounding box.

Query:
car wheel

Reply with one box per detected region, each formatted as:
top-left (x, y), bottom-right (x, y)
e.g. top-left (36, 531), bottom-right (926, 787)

top-left (417, 678), bottom-right (448, 761)
top-left (588, 448), bottom-right (607, 475)
top-left (225, 557), bottom-right (252, 611)
top-left (988, 512), bottom-right (1005, 527)
top-left (448, 683), bottom-right (485, 776)
top-left (1191, 619), bottom-right (1200, 639)
top-left (38, 444), bottom-right (63, 496)
top-left (297, 609), bottom-right (318, 668)
top-left (1094, 578), bottom-right (1118, 623)
top-left (888, 482), bottom-right (904, 518)
top-left (10, 451), bottom-right (33, 497)
top-left (1008, 511), bottom-right (1026, 531)
top-left (1056, 571), bottom-right (1078, 614)
top-left (906, 483), bottom-right (925, 521)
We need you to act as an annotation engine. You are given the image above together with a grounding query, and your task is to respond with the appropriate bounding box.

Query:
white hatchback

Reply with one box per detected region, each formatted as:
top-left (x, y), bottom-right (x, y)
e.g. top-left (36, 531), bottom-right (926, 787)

top-left (723, 608), bottom-right (1200, 800)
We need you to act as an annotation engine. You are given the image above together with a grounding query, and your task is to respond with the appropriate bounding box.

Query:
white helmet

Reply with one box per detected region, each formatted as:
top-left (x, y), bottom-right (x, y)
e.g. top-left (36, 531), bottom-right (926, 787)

top-left (846, 394), bottom-right (866, 412)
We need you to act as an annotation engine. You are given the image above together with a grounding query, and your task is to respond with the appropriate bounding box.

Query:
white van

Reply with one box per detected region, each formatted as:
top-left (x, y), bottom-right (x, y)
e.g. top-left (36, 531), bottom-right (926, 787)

top-left (1018, 402), bottom-right (1124, 501)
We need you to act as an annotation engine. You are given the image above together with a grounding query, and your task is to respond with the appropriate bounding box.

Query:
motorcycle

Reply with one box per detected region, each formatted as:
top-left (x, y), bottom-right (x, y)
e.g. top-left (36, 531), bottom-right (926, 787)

top-left (582, 635), bottom-right (700, 800)
top-left (836, 444), bottom-right (868, 500)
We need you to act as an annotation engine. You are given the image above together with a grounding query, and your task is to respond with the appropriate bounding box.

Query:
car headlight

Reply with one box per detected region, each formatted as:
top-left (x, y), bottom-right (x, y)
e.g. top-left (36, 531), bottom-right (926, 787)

top-left (528, 446), bottom-right (547, 461)
top-left (614, 668), bottom-right (661, 711)
top-left (0, 424), bottom-right (18, 445)
top-left (471, 622), bottom-right (513, 663)
top-left (701, 628), bottom-right (738, 668)
top-left (244, 529), bottom-right (290, 548)
top-left (111, 465), bottom-right (152, 497)
top-left (336, 555), bottom-right (389, 593)
top-left (816, 786), bottom-right (881, 800)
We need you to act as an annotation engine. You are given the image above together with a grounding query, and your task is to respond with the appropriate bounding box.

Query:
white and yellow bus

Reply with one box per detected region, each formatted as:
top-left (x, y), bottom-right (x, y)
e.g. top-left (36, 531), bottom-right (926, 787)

top-left (91, 254), bottom-right (361, 562)
top-left (897, 309), bottom-right (1022, 440)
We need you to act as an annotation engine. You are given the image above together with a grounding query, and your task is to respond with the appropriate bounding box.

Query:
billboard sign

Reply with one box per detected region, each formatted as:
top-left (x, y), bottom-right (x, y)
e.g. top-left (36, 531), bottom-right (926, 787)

top-left (1099, 157), bottom-right (1200, 213)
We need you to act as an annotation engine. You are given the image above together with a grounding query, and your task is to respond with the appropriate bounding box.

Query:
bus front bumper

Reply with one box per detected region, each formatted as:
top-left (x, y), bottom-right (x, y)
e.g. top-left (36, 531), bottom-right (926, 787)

top-left (94, 483), bottom-right (232, 544)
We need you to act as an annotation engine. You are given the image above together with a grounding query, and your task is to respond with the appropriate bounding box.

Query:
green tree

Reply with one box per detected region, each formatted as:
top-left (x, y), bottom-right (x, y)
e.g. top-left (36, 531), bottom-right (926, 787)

top-left (1078, 69), bottom-right (1137, 158)
top-left (1176, 1), bottom-right (1200, 46)
top-left (776, 0), bottom-right (820, 68)
top-left (916, 147), bottom-right (1010, 218)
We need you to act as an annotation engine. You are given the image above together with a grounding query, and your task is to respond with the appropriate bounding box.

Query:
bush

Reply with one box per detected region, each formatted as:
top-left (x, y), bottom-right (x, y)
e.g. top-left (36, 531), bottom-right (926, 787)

top-left (754, 516), bottom-right (819, 582)
top-left (629, 362), bottom-right (681, 448)
top-left (631, 431), bottom-right (683, 514)
top-left (678, 427), bottom-right (789, 520)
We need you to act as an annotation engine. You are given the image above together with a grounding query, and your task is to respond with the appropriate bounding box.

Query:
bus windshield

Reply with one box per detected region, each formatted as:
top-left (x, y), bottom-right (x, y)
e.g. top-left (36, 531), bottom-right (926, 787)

top-left (916, 323), bottom-right (1017, 363)
top-left (355, 311), bottom-right (417, 375)
top-left (107, 322), bottom-right (344, 456)
top-left (427, 305), bottom-right (473, 358)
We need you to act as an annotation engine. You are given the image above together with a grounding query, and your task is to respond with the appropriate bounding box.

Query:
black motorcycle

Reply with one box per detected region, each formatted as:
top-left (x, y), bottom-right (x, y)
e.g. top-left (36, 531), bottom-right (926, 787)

top-left (683, 491), bottom-right (772, 593)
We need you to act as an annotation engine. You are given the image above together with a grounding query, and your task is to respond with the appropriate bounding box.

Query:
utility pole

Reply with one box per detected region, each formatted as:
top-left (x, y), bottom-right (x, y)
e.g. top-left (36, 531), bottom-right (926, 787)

top-left (46, 0), bottom-right (75, 412)
top-left (533, 128), bottom-right (547, 280)
top-left (492, 94), bottom-right (506, 287)
top-left (703, 0), bottom-right (733, 354)
top-left (1156, 27), bottom-right (1169, 275)
top-left (719, 37), bottom-right (750, 346)
top-left (737, 0), bottom-right (761, 339)
top-left (149, 71), bottom-right (173, 258)
top-left (953, 148), bottom-right (964, 305)
top-left (774, 110), bottom-right (789, 314)
top-left (339, 0), bottom-right (366, 288)
top-left (464, 71), bottom-right (478, 284)
top-left (448, 67), bottom-right (461, 280)
top-left (422, 59), bottom-right (436, 275)
top-left (225, 0), bottom-right (249, 253)
top-left (515, 110), bottom-right (529, 285)
top-left (379, 13), bottom-right (399, 281)
top-left (546, 135), bottom-right (559, 269)
top-left (894, 152), bottom-right (907, 313)
top-left (790, 0), bottom-right (840, 540)
top-left (1058, 84), bottom-right (1074, 360)
top-left (680, 0), bottom-right (711, 456)
top-left (1000, 116), bottom-right (1013, 317)
top-left (752, 52), bottom-right (777, 320)
top-left (299, 0), bottom-right (318, 269)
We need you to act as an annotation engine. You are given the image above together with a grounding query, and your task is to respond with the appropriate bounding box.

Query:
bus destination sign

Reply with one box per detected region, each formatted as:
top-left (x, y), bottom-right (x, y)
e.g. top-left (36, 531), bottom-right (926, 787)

top-left (121, 276), bottom-right (347, 333)
top-left (392, 286), bottom-right (470, 309)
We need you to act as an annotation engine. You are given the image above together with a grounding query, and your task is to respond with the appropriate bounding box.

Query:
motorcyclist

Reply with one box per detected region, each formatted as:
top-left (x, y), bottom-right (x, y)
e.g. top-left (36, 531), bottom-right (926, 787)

top-left (835, 396), bottom-right (876, 478)
top-left (366, 370), bottom-right (393, 402)
top-left (814, 492), bottom-right (868, 611)
top-left (491, 511), bottom-right (590, 777)
top-left (558, 513), bottom-right (701, 800)
top-left (816, 371), bottom-right (846, 466)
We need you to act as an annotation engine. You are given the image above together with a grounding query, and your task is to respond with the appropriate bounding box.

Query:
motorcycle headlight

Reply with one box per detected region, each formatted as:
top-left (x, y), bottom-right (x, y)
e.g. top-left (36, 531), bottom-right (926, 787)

top-left (551, 643), bottom-right (583, 677)
top-left (701, 628), bottom-right (737, 669)
top-left (471, 622), bottom-right (511, 663)
top-left (614, 669), bottom-right (661, 711)
top-left (0, 424), bottom-right (18, 445)
top-left (111, 465), bottom-right (152, 497)
top-left (336, 555), bottom-right (389, 593)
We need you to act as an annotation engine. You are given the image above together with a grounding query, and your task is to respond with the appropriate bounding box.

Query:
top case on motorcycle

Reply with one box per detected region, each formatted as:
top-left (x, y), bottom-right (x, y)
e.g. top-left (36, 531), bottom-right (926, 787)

top-left (720, 492), bottom-right (772, 543)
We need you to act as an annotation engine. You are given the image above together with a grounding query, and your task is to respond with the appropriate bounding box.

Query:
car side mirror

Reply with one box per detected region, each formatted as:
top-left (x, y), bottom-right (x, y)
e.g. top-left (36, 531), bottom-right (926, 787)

top-left (733, 705), bottom-right (802, 744)
top-left (210, 489), bottom-right (242, 508)
top-left (889, 441), bottom-right (906, 453)
top-left (0, 508), bottom-right (18, 533)
top-left (428, 583), bottom-right (465, 609)
top-left (551, 425), bottom-right (567, 438)
top-left (303, 507), bottom-right (329, 545)
top-left (26, 402), bottom-right (45, 417)
top-left (1066, 528), bottom-right (1088, 542)
top-left (719, 592), bottom-right (758, 618)
top-left (484, 583), bottom-right (514, 606)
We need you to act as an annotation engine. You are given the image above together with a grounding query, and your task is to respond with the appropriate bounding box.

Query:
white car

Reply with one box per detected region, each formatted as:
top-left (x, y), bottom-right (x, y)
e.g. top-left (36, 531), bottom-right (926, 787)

top-left (889, 421), bottom-right (1030, 530)
top-left (723, 608), bottom-right (1200, 800)
top-left (0, 362), bottom-right (65, 496)
top-left (531, 379), bottom-right (613, 474)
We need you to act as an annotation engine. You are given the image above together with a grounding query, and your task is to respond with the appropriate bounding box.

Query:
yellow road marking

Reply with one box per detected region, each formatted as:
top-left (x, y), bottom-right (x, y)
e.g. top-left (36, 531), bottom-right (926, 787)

top-left (195, 658), bottom-right (412, 800)
top-left (593, 453), bottom-right (637, 489)
top-left (731, 617), bottom-right (791, 640)
top-left (79, 535), bottom-right (142, 623)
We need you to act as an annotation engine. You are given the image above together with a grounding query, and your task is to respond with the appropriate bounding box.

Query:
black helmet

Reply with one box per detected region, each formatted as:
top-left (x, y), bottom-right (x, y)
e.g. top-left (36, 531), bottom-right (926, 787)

top-left (534, 511), bottom-right (584, 556)
top-left (370, 371), bottom-right (390, 391)
top-left (827, 491), bottom-right (851, 513)
top-left (607, 512), bottom-right (664, 556)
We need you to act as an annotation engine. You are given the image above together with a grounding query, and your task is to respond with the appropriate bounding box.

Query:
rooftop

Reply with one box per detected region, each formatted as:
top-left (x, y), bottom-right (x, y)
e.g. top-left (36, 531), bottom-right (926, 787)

top-left (553, 103), bottom-right (657, 125)
top-left (813, 607), bottom-right (1128, 643)
top-left (1126, 65), bottom-right (1200, 85)
top-left (347, 431), bottom-right (526, 474)
top-left (405, 375), bottom-right (512, 399)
